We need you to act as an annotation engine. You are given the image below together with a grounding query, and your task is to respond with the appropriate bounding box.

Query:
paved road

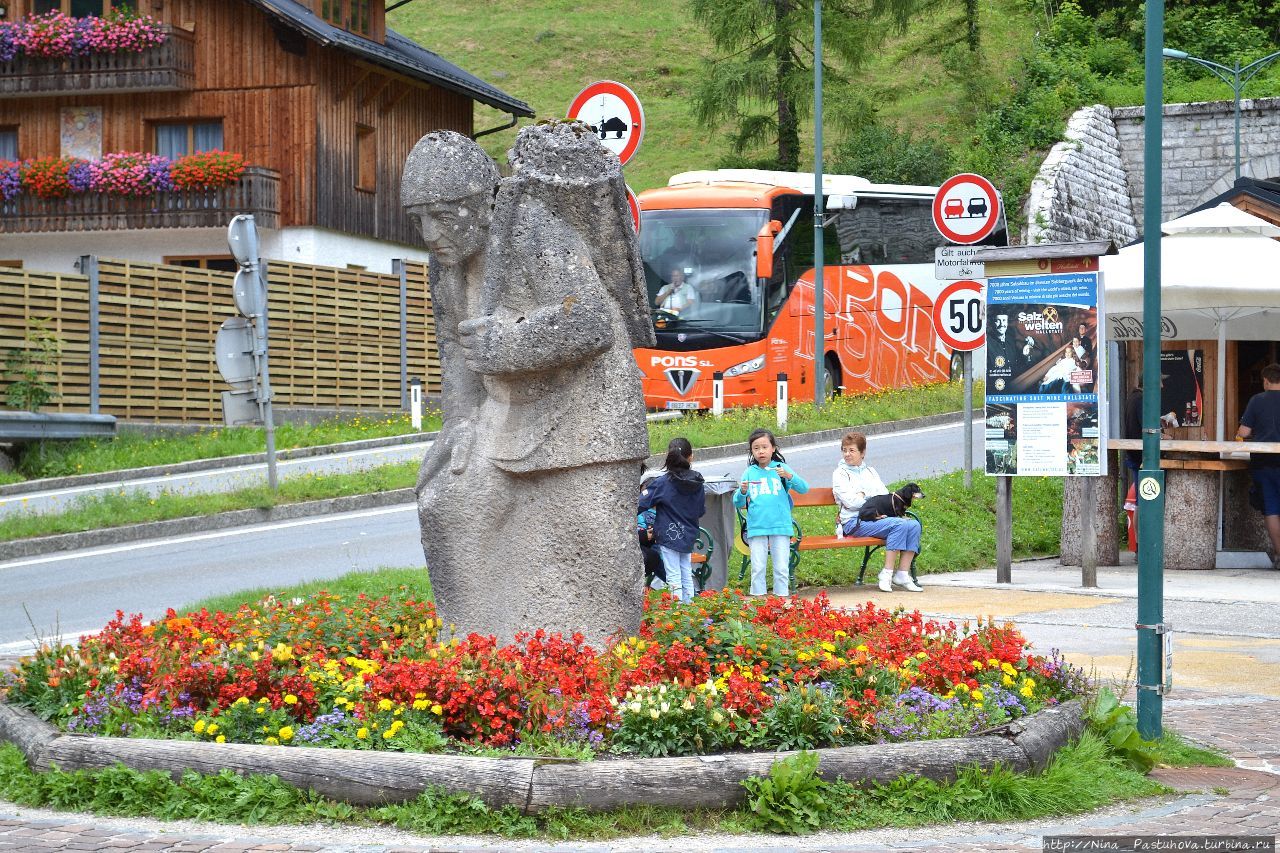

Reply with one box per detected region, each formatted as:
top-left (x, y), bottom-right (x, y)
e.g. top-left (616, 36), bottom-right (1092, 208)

top-left (0, 420), bottom-right (984, 651)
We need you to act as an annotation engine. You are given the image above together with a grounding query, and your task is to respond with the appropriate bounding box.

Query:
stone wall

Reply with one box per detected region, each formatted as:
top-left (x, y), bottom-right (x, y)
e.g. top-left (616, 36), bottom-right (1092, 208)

top-left (1025, 105), bottom-right (1138, 246)
top-left (1025, 98), bottom-right (1280, 241)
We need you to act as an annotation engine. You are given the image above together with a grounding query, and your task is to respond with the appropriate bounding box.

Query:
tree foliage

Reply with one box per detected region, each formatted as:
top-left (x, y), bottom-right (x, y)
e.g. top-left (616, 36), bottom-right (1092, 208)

top-left (690, 0), bottom-right (916, 171)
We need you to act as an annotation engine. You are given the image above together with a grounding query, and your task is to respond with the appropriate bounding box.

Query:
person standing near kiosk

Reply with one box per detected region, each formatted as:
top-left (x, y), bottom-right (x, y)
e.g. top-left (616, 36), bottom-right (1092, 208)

top-left (1237, 363), bottom-right (1280, 569)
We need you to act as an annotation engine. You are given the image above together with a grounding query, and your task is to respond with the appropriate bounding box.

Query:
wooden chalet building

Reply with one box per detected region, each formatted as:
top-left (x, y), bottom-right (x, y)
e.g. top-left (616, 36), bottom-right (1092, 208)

top-left (0, 0), bottom-right (533, 273)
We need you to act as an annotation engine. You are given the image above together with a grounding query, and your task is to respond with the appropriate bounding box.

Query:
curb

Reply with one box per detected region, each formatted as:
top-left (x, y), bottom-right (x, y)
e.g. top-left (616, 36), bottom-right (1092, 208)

top-left (0, 432), bottom-right (438, 498)
top-left (0, 699), bottom-right (1084, 812)
top-left (0, 489), bottom-right (416, 561)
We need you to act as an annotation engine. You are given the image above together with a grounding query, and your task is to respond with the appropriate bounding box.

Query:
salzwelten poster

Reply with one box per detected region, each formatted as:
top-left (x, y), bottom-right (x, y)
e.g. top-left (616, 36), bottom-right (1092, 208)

top-left (984, 271), bottom-right (1106, 476)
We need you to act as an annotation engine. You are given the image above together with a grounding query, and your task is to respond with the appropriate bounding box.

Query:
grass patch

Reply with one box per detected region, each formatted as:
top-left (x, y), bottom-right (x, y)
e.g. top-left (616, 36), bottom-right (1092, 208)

top-left (179, 567), bottom-right (430, 616)
top-left (8, 413), bottom-right (440, 482)
top-left (0, 731), bottom-right (1173, 839)
top-left (1150, 732), bottom-right (1235, 769)
top-left (0, 462), bottom-right (417, 543)
top-left (651, 380), bottom-right (982, 454)
top-left (787, 471), bottom-right (1062, 587)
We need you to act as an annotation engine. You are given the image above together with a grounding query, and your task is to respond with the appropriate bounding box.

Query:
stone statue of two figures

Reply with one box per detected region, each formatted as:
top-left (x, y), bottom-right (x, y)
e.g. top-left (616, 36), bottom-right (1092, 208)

top-left (401, 122), bottom-right (655, 648)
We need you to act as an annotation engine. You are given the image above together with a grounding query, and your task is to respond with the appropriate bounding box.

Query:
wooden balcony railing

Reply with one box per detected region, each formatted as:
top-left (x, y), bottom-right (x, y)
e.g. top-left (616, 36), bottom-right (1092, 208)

top-left (0, 25), bottom-right (195, 97)
top-left (0, 167), bottom-right (281, 233)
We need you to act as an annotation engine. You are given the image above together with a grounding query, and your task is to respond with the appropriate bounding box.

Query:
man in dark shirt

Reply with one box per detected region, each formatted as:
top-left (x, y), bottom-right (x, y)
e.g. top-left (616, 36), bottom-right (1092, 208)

top-left (1236, 362), bottom-right (1280, 567)
top-left (1125, 373), bottom-right (1173, 483)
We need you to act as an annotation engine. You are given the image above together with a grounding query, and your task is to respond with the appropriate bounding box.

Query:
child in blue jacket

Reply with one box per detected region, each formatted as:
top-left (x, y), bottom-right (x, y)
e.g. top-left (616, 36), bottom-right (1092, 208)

top-left (733, 428), bottom-right (808, 596)
top-left (638, 437), bottom-right (706, 603)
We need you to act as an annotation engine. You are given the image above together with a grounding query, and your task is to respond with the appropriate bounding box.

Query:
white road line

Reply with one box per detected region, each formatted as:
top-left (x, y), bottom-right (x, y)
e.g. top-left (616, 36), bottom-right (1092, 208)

top-left (0, 503), bottom-right (418, 570)
top-left (0, 441), bottom-right (433, 505)
top-left (0, 631), bottom-right (99, 655)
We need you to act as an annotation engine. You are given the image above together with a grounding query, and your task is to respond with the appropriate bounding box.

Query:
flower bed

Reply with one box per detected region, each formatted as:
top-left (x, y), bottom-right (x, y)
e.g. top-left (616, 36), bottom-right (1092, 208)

top-left (0, 10), bottom-right (166, 63)
top-left (0, 590), bottom-right (1088, 758)
top-left (0, 151), bottom-right (247, 201)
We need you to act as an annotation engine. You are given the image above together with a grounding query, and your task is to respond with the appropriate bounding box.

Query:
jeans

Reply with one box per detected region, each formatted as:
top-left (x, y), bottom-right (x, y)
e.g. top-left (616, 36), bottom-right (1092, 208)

top-left (748, 534), bottom-right (791, 596)
top-left (842, 516), bottom-right (921, 553)
top-left (1254, 466), bottom-right (1280, 516)
top-left (658, 545), bottom-right (694, 603)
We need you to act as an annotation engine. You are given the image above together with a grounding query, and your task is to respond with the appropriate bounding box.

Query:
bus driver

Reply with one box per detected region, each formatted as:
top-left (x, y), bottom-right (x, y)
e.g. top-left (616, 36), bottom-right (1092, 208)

top-left (655, 267), bottom-right (698, 314)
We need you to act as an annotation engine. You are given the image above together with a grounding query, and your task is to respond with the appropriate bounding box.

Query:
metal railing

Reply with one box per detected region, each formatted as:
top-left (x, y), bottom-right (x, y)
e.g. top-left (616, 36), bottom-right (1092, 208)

top-left (0, 166), bottom-right (281, 233)
top-left (0, 24), bottom-right (195, 97)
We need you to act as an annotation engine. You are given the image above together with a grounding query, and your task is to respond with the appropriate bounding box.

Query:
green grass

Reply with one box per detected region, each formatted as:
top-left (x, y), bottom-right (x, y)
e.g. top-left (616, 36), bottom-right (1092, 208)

top-left (651, 379), bottom-right (983, 453)
top-left (1150, 732), bottom-right (1235, 769)
top-left (0, 462), bottom-right (417, 543)
top-left (8, 413), bottom-right (441, 483)
top-left (0, 731), bottom-right (1176, 839)
top-left (180, 567), bottom-right (430, 616)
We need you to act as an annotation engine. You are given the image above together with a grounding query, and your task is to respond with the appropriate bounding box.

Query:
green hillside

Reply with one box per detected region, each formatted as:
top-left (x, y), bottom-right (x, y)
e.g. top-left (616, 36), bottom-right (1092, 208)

top-left (389, 0), bottom-right (1280, 218)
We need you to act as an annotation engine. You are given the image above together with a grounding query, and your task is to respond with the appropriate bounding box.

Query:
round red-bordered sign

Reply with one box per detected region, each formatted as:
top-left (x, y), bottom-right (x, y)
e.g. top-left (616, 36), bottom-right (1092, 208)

top-left (626, 185), bottom-right (640, 234)
top-left (932, 173), bottom-right (1000, 245)
top-left (567, 80), bottom-right (645, 166)
top-left (932, 279), bottom-right (985, 351)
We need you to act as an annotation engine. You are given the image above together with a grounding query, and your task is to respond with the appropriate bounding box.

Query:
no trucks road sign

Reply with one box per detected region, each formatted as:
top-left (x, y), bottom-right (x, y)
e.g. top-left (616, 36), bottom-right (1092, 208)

top-left (932, 173), bottom-right (1000, 245)
top-left (567, 80), bottom-right (645, 166)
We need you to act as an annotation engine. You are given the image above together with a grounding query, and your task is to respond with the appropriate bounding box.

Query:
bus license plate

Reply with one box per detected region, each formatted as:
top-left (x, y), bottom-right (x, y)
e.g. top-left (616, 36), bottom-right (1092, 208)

top-left (666, 401), bottom-right (699, 410)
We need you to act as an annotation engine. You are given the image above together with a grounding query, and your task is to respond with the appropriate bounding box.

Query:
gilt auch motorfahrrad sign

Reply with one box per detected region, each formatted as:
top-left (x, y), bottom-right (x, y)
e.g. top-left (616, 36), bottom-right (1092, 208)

top-left (567, 80), bottom-right (645, 166)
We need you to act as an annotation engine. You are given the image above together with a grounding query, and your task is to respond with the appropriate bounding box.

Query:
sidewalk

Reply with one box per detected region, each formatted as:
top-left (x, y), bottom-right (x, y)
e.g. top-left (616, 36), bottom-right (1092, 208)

top-left (3, 555), bottom-right (1279, 850)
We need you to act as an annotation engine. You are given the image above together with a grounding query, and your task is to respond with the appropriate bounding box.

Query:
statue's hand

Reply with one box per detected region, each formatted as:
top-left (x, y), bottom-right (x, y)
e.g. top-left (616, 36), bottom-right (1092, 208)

top-left (458, 316), bottom-right (500, 373)
top-left (416, 440), bottom-right (448, 493)
top-left (448, 422), bottom-right (473, 474)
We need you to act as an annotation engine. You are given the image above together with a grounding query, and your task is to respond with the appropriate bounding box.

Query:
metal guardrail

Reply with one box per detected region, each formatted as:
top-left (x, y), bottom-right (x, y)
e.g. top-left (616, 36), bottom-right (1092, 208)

top-left (0, 412), bottom-right (117, 442)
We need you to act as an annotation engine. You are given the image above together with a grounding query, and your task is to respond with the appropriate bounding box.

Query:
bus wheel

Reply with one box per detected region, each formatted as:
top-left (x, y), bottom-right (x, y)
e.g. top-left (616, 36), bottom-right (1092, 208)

top-left (823, 355), bottom-right (842, 400)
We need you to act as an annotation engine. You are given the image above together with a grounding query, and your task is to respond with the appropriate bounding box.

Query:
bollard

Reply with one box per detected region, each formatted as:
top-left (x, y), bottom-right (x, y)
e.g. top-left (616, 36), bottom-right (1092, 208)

top-left (712, 371), bottom-right (724, 418)
top-left (776, 372), bottom-right (788, 432)
top-left (410, 377), bottom-right (423, 431)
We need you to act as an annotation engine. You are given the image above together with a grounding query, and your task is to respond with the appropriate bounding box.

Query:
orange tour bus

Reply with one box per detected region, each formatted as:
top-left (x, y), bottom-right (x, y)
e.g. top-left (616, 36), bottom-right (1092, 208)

top-left (635, 169), bottom-right (1007, 410)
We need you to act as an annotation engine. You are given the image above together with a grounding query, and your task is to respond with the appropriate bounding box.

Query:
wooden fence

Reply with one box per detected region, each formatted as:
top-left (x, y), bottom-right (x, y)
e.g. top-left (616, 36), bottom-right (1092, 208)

top-left (0, 258), bottom-right (438, 422)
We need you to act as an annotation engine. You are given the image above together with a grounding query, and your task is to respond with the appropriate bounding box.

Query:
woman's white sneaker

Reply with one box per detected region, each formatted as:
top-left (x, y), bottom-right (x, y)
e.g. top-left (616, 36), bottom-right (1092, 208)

top-left (893, 574), bottom-right (924, 592)
top-left (877, 569), bottom-right (893, 592)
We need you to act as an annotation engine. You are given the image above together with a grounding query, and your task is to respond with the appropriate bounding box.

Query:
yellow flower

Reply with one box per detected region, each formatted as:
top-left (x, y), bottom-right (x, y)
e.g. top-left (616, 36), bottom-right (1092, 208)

top-left (271, 643), bottom-right (294, 662)
top-left (283, 694), bottom-right (298, 705)
top-left (233, 697), bottom-right (250, 706)
top-left (377, 698), bottom-right (393, 711)
top-left (264, 736), bottom-right (279, 745)
top-left (1001, 662), bottom-right (1017, 675)
top-left (278, 726), bottom-right (294, 741)
top-left (649, 709), bottom-right (660, 720)
top-left (255, 706), bottom-right (265, 714)
top-left (249, 651), bottom-right (260, 662)
top-left (382, 728), bottom-right (396, 739)
top-left (821, 642), bottom-right (837, 653)
top-left (206, 723), bottom-right (219, 735)
top-left (1003, 675), bottom-right (1015, 687)
top-left (970, 690), bottom-right (984, 702)
top-left (412, 699), bottom-right (429, 711)
top-left (356, 727), bottom-right (369, 740)
top-left (215, 735), bottom-right (225, 744)
top-left (193, 720), bottom-right (206, 734)
top-left (915, 651), bottom-right (927, 660)
top-left (971, 660), bottom-right (983, 670)
top-left (987, 657), bottom-right (999, 667)
top-left (431, 704), bottom-right (443, 715)
top-left (856, 644), bottom-right (868, 653)
top-left (1021, 685), bottom-right (1035, 698)
top-left (712, 711), bottom-right (725, 723)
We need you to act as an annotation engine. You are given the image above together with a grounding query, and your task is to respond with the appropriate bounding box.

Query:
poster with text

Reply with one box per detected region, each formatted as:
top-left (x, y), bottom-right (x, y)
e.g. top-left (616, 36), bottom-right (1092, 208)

top-left (985, 271), bottom-right (1105, 476)
top-left (1159, 349), bottom-right (1204, 429)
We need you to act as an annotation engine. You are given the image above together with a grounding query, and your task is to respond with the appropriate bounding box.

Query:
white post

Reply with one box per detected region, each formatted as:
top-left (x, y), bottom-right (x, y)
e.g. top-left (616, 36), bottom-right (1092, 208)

top-left (410, 377), bottom-right (423, 431)
top-left (776, 372), bottom-right (789, 432)
top-left (712, 371), bottom-right (724, 418)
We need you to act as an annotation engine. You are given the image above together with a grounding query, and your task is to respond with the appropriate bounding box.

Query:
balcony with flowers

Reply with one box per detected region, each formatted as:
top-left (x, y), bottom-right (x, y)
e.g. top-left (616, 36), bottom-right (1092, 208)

top-left (0, 10), bottom-right (194, 97)
top-left (0, 151), bottom-right (281, 233)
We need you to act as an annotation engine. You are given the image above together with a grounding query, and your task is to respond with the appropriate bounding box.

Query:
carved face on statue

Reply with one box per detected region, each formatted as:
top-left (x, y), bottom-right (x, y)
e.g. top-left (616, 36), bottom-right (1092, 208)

top-left (406, 193), bottom-right (491, 266)
top-left (401, 130), bottom-right (500, 267)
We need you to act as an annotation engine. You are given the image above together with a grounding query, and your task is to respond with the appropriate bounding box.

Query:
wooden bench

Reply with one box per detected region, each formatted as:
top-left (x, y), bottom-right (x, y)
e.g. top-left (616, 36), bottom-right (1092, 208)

top-left (791, 488), bottom-right (921, 586)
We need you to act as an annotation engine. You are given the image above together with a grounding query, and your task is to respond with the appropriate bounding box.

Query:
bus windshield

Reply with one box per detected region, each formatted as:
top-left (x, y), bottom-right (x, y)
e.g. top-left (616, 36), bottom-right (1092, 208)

top-left (639, 207), bottom-right (767, 337)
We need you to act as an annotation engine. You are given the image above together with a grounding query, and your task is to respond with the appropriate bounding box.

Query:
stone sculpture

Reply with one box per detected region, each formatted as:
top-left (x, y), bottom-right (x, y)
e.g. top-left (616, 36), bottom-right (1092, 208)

top-left (404, 122), bottom-right (655, 647)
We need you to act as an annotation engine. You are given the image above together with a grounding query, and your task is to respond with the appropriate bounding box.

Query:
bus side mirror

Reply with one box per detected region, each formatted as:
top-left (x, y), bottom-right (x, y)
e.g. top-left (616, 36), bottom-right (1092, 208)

top-left (755, 219), bottom-right (782, 280)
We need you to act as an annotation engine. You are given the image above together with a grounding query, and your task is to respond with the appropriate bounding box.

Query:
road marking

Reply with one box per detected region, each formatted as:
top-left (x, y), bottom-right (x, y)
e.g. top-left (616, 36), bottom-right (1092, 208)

top-left (0, 503), bottom-right (418, 570)
top-left (0, 630), bottom-right (99, 655)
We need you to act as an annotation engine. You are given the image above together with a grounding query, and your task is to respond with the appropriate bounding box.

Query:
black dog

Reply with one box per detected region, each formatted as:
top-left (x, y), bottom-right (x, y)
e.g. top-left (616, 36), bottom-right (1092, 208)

top-left (858, 483), bottom-right (924, 521)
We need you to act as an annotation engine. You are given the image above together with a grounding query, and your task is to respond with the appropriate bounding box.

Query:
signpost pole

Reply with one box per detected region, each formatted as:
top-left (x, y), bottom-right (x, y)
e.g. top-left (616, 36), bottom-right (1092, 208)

top-left (1137, 0), bottom-right (1167, 740)
top-left (996, 476), bottom-right (1012, 583)
top-left (812, 0), bottom-right (826, 408)
top-left (963, 351), bottom-right (973, 489)
top-left (256, 260), bottom-right (278, 492)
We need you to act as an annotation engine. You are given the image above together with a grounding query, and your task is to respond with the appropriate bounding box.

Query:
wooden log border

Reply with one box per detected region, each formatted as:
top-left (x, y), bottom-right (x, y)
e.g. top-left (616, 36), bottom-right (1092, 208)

top-left (0, 700), bottom-right (1084, 813)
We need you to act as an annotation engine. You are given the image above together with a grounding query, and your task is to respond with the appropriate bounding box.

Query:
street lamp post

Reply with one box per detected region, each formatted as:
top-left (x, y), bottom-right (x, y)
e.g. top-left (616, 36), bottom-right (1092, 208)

top-left (1163, 47), bottom-right (1280, 181)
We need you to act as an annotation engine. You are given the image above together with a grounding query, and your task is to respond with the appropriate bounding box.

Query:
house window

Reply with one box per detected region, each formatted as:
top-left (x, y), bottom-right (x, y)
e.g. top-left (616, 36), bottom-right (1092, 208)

top-left (164, 255), bottom-right (239, 272)
top-left (154, 121), bottom-right (224, 159)
top-left (0, 128), bottom-right (17, 162)
top-left (355, 124), bottom-right (375, 192)
top-left (319, 0), bottom-right (371, 35)
top-left (34, 0), bottom-right (112, 16)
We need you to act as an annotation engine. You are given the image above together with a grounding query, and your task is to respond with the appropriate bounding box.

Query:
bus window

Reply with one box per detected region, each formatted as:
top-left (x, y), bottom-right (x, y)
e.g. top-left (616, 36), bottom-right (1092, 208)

top-left (831, 196), bottom-right (938, 264)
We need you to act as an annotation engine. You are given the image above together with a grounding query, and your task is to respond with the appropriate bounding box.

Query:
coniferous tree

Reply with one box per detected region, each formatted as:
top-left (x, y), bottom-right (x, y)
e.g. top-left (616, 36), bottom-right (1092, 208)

top-left (690, 0), bottom-right (916, 171)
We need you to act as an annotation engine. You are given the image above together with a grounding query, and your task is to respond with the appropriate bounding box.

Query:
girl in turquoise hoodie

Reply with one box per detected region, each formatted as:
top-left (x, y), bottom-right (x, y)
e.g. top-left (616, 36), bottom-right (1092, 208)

top-left (733, 428), bottom-right (809, 596)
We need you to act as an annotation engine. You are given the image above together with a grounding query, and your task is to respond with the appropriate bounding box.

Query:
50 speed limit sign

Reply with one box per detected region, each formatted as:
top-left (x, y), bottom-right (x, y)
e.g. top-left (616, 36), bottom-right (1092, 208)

top-left (932, 280), bottom-right (985, 351)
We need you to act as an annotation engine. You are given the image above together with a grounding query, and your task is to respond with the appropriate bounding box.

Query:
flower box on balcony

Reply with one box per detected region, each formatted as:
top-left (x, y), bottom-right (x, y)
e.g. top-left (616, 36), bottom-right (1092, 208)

top-left (0, 166), bottom-right (280, 234)
top-left (0, 22), bottom-right (194, 97)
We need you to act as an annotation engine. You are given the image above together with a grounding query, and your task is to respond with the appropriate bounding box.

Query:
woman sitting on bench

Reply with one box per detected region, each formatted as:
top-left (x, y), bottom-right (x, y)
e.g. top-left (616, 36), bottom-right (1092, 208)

top-left (831, 431), bottom-right (923, 594)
